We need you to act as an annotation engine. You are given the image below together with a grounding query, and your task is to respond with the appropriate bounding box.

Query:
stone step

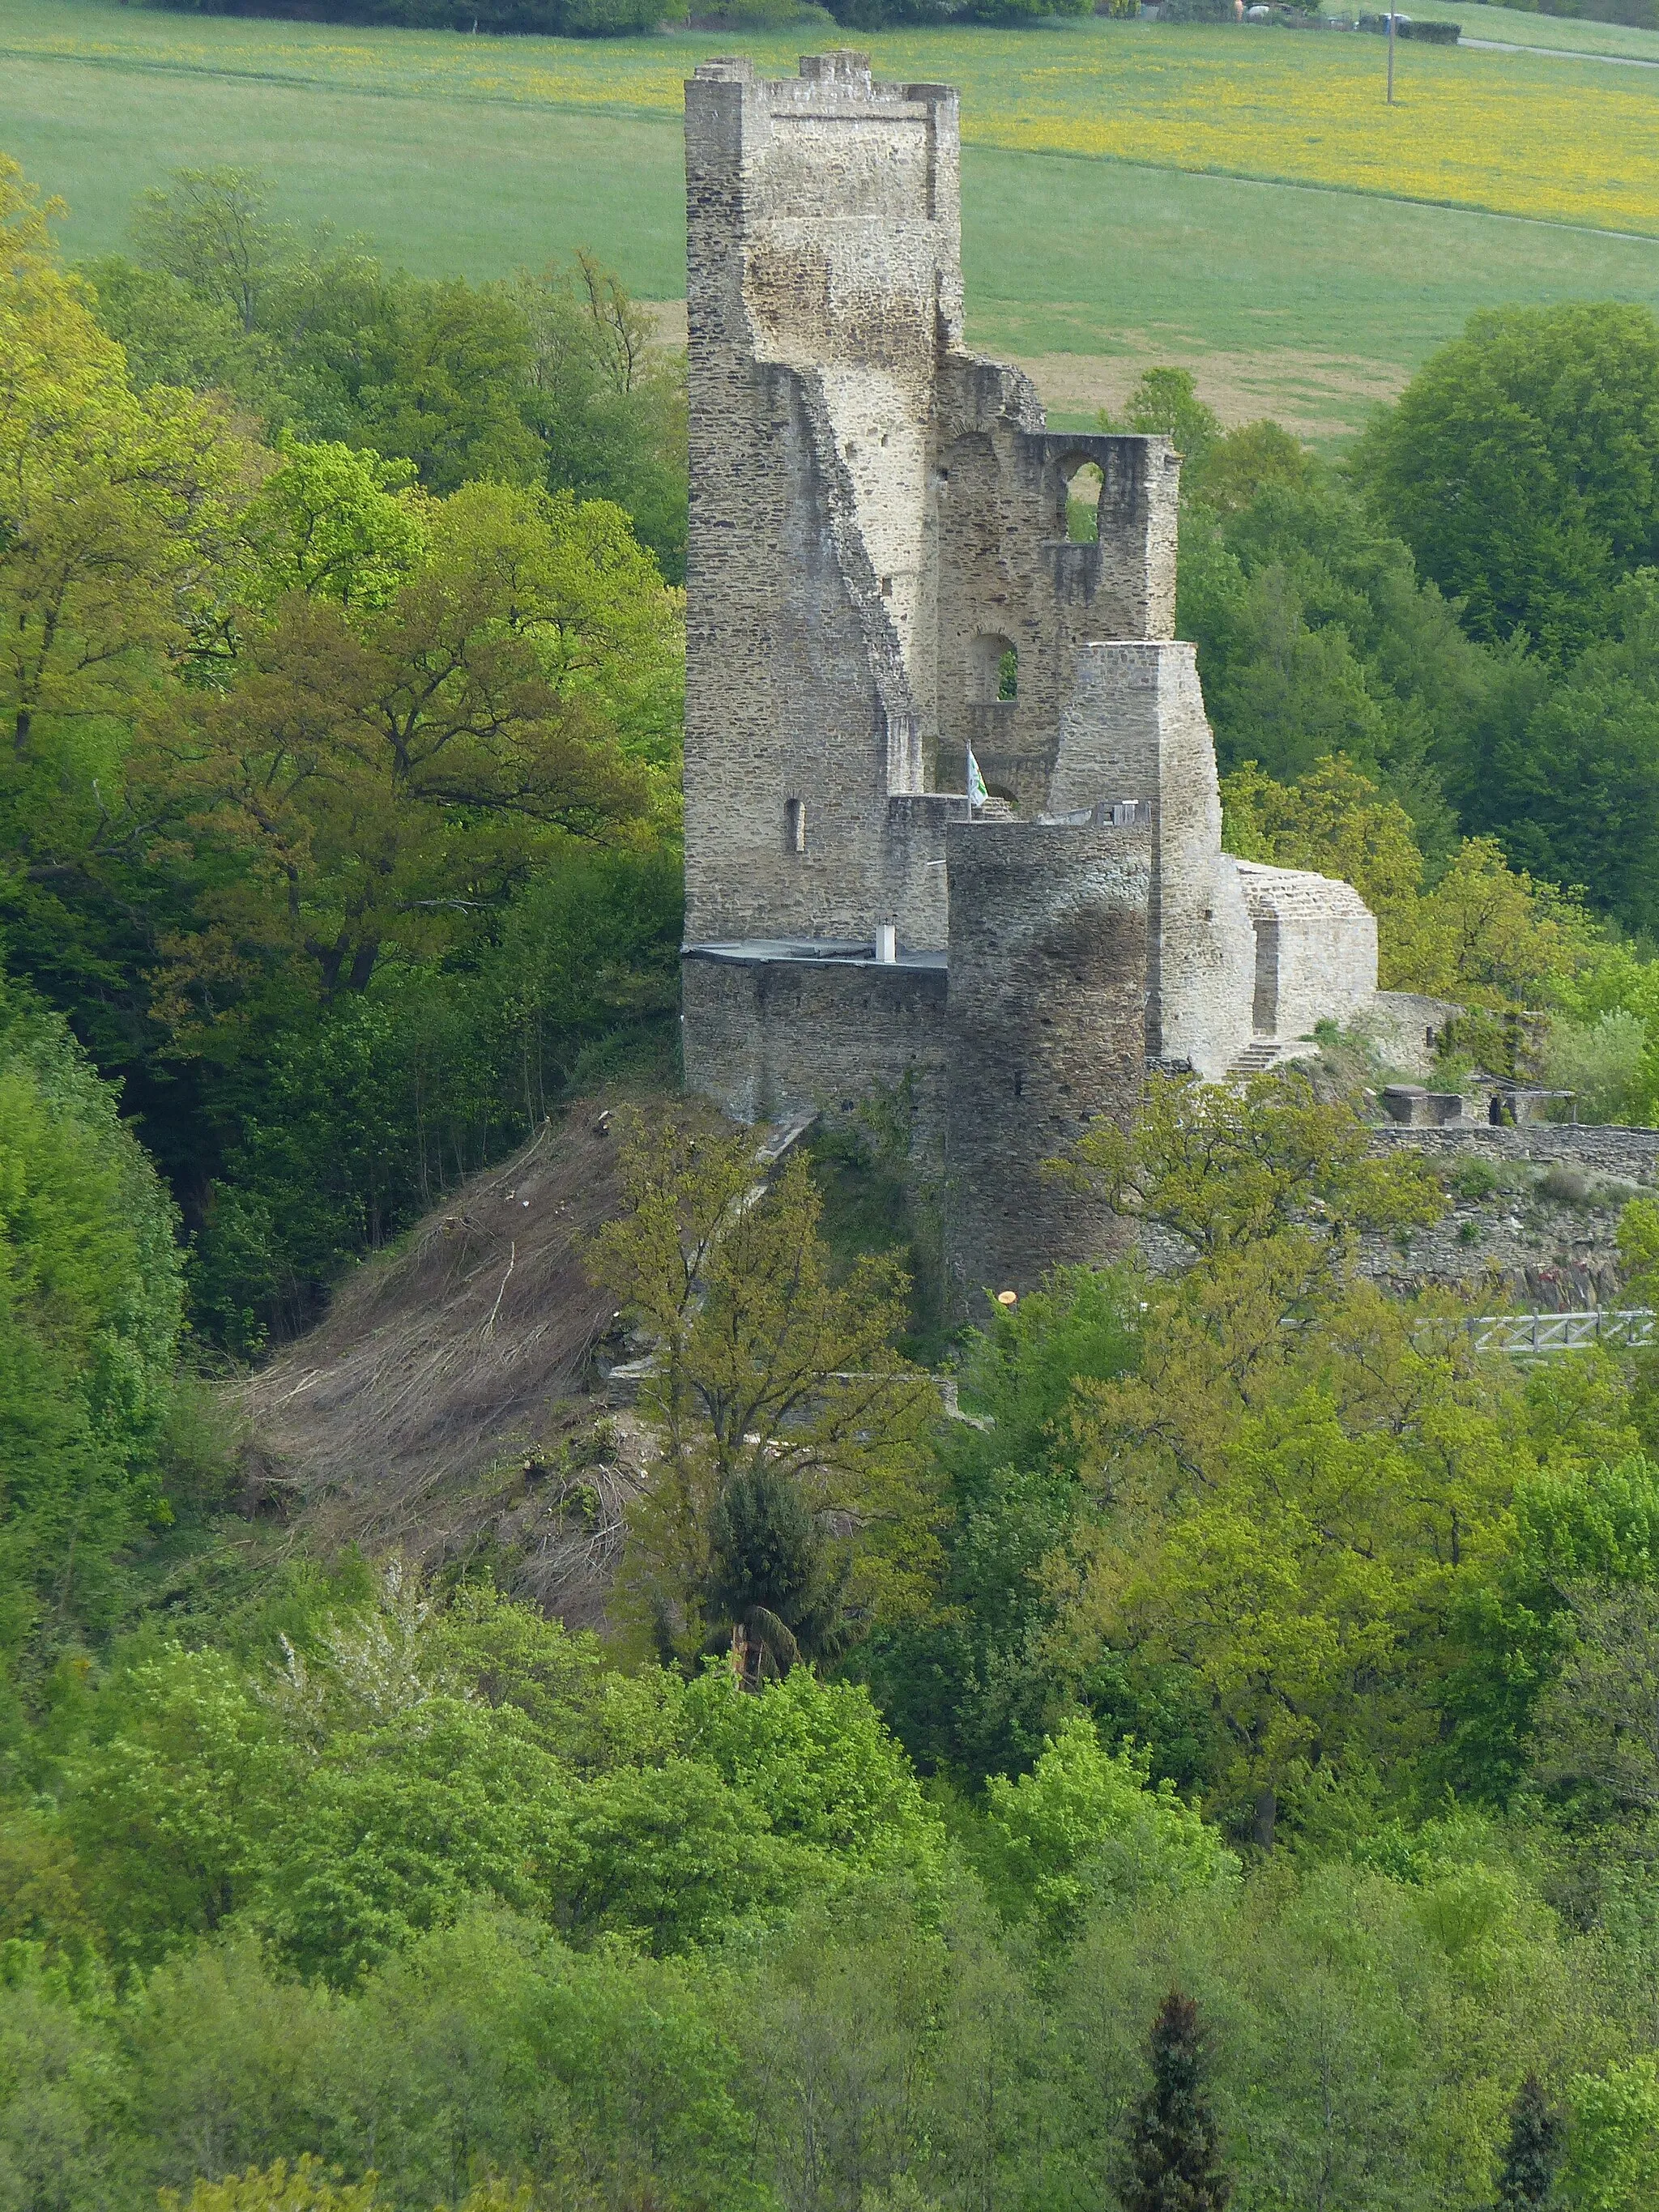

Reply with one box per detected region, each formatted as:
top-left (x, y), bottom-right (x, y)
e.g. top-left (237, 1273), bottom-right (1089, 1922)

top-left (1228, 1038), bottom-right (1321, 1078)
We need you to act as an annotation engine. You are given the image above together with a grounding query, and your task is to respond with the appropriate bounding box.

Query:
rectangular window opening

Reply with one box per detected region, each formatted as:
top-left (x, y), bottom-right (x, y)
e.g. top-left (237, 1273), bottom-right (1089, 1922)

top-left (786, 797), bottom-right (807, 855)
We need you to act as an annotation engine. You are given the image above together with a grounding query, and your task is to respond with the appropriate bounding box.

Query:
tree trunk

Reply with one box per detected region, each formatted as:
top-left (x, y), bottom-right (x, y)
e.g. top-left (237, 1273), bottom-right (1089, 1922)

top-left (1252, 1785), bottom-right (1277, 1850)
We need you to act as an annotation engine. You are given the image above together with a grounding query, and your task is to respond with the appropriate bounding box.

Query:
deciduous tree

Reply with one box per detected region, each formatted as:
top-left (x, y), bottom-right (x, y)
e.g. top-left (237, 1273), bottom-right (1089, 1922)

top-left (591, 1114), bottom-right (940, 1667)
top-left (143, 481), bottom-right (662, 1024)
top-left (1356, 302), bottom-right (1659, 663)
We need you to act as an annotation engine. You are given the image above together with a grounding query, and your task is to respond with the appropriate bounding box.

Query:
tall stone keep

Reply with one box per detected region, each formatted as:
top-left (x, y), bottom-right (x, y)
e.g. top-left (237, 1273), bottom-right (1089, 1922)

top-left (680, 52), bottom-right (1380, 1300)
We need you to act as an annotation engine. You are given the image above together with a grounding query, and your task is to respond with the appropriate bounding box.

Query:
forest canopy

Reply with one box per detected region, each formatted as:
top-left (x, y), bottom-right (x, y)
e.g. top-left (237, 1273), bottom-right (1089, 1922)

top-left (4, 151), bottom-right (1659, 2212)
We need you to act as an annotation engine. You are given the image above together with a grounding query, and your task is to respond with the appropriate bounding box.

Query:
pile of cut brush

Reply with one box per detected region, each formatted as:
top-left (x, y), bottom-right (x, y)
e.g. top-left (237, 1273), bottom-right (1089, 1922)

top-left (239, 1102), bottom-right (649, 1628)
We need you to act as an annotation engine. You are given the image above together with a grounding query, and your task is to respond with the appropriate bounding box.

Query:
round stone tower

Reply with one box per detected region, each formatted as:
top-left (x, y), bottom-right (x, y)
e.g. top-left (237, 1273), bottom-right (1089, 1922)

top-left (944, 810), bottom-right (1151, 1305)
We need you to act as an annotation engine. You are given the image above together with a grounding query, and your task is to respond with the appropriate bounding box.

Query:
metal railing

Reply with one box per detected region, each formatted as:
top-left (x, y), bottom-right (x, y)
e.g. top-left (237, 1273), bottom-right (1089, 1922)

top-left (1469, 1308), bottom-right (1656, 1356)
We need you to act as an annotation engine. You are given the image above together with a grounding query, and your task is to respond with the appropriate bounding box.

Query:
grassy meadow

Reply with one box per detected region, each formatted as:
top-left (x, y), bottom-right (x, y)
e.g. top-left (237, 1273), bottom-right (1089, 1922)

top-left (4, 0), bottom-right (1659, 437)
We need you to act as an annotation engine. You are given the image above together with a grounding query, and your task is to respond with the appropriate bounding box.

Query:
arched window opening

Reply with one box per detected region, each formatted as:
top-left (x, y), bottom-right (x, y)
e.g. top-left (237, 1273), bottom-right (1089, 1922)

top-left (785, 796), bottom-right (806, 855)
top-left (1061, 458), bottom-right (1102, 543)
top-left (968, 631), bottom-right (1017, 706)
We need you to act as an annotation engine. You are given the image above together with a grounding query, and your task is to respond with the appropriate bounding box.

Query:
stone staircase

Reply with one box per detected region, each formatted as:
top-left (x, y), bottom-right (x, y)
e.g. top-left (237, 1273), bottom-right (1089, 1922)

top-left (1227, 1038), bottom-right (1320, 1079)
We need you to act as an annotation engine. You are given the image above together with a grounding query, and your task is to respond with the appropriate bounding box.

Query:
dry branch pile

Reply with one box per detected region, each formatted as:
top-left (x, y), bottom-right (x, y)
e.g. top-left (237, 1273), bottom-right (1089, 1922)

top-left (239, 1104), bottom-right (648, 1626)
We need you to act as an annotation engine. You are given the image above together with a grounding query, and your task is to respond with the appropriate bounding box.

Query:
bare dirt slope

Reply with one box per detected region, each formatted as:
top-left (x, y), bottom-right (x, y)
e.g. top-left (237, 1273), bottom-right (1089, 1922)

top-left (240, 1105), bottom-right (649, 1627)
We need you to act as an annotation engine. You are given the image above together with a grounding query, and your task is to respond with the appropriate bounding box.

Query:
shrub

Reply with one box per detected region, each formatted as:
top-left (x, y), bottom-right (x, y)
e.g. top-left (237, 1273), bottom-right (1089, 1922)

top-left (1540, 1163), bottom-right (1591, 1208)
top-left (1544, 1010), bottom-right (1648, 1126)
top-left (1450, 1160), bottom-right (1499, 1204)
top-left (983, 1718), bottom-right (1238, 1934)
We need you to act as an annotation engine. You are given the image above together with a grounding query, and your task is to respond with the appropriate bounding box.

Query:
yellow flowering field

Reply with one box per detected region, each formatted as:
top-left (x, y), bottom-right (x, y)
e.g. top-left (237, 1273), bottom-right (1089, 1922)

top-left (3, 0), bottom-right (1658, 238)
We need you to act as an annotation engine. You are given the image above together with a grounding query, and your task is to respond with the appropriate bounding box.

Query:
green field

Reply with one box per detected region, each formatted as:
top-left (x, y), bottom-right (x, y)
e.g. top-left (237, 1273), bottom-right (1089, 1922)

top-left (4, 0), bottom-right (1658, 437)
top-left (1430, 0), bottom-right (1659, 62)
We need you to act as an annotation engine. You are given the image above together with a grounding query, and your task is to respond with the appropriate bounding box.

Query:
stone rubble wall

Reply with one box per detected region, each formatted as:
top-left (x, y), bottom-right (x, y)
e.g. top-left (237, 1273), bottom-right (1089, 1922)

top-left (944, 816), bottom-right (1150, 1296)
top-left (1372, 1121), bottom-right (1659, 1183)
top-left (681, 948), bottom-right (950, 1156)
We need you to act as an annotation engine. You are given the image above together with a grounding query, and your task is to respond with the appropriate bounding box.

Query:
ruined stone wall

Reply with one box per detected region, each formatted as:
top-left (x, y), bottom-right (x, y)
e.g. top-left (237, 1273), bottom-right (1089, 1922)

top-left (682, 948), bottom-right (949, 1154)
top-left (930, 383), bottom-right (1181, 808)
top-left (1043, 643), bottom-right (1256, 1076)
top-left (1372, 1122), bottom-right (1659, 1183)
top-left (1360, 991), bottom-right (1463, 1079)
top-left (945, 817), bottom-right (1149, 1298)
top-left (683, 51), bottom-right (1181, 961)
top-left (684, 53), bottom-right (962, 952)
top-left (680, 51), bottom-right (1386, 1301)
top-left (1235, 862), bottom-right (1378, 1042)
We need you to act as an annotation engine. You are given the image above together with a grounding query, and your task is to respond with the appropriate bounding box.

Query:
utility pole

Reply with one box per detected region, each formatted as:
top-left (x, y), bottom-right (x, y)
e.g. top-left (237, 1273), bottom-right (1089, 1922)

top-left (1387, 5), bottom-right (1397, 101)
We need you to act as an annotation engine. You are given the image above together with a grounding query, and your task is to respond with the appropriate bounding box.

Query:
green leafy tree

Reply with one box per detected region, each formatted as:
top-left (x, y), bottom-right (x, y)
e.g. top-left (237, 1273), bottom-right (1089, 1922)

top-left (1122, 1991), bottom-right (1232, 2212)
top-left (62, 1647), bottom-right (291, 1963)
top-left (0, 970), bottom-right (184, 1673)
top-left (1056, 1063), bottom-right (1442, 1266)
top-left (702, 1462), bottom-right (851, 1683)
top-left (258, 1697), bottom-right (569, 1987)
top-left (348, 276), bottom-right (544, 497)
top-left (0, 167), bottom-right (250, 769)
top-left (1471, 569), bottom-right (1659, 935)
top-left (1354, 302), bottom-right (1659, 663)
top-left (1183, 419), bottom-right (1316, 518)
top-left (515, 253), bottom-right (688, 582)
top-left (142, 481), bottom-right (661, 1026)
top-left (863, 1267), bottom-right (1152, 1786)
top-left (678, 1664), bottom-right (940, 1876)
top-left (1528, 1583), bottom-right (1659, 1820)
top-left (79, 254), bottom-right (275, 410)
top-left (1440, 1452), bottom-right (1659, 1805)
top-left (1220, 753), bottom-right (1427, 954)
top-left (1104, 365), bottom-right (1222, 464)
top-left (1178, 437), bottom-right (1488, 825)
top-left (1542, 1009), bottom-right (1647, 1126)
top-left (983, 1718), bottom-right (1237, 1935)
top-left (1052, 1072), bottom-right (1552, 1840)
top-left (1563, 2058), bottom-right (1659, 2212)
top-left (551, 1755), bottom-right (788, 1953)
top-left (591, 1113), bottom-right (940, 1668)
top-left (130, 166), bottom-right (279, 336)
top-left (238, 438), bottom-right (426, 614)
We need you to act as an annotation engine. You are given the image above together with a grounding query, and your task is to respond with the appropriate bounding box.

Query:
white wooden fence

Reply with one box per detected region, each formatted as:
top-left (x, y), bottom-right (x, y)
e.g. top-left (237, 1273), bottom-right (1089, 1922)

top-left (1469, 1308), bottom-right (1656, 1356)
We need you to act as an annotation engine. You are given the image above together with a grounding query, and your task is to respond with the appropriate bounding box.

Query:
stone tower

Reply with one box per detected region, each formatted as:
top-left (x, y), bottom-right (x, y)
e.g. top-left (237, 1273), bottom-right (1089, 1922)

top-left (680, 53), bottom-right (1380, 1300)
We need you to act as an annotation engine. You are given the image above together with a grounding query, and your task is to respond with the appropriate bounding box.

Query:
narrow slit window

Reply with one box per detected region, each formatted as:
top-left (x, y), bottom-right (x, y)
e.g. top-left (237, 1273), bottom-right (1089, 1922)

top-left (786, 797), bottom-right (807, 855)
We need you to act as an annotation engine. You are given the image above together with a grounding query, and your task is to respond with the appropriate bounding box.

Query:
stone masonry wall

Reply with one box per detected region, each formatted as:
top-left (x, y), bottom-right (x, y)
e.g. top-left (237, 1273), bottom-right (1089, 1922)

top-left (1235, 861), bottom-right (1379, 1042)
top-left (680, 53), bottom-right (1384, 1304)
top-left (931, 392), bottom-right (1181, 808)
top-left (1044, 642), bottom-right (1256, 1076)
top-left (1372, 1121), bottom-right (1659, 1183)
top-left (681, 949), bottom-right (950, 1157)
top-left (684, 55), bottom-right (960, 952)
top-left (683, 52), bottom-right (1180, 961)
top-left (945, 816), bottom-right (1150, 1298)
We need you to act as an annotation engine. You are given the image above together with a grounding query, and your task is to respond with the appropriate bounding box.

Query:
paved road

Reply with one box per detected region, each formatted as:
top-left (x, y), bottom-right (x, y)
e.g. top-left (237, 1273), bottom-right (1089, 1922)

top-left (1461, 33), bottom-right (1659, 66)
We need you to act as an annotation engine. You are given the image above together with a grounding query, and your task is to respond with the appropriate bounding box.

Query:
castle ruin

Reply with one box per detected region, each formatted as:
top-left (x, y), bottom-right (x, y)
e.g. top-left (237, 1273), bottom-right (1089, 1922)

top-left (680, 50), bottom-right (1380, 1296)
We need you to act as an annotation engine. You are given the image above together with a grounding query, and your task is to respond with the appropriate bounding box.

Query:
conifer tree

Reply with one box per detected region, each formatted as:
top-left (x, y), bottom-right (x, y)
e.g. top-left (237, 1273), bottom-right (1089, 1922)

top-left (1495, 2074), bottom-right (1562, 2210)
top-left (1122, 1990), bottom-right (1231, 2212)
